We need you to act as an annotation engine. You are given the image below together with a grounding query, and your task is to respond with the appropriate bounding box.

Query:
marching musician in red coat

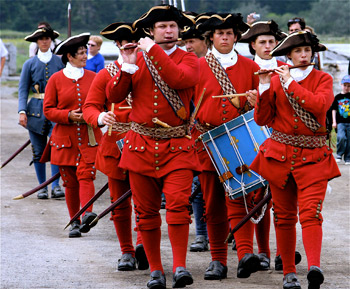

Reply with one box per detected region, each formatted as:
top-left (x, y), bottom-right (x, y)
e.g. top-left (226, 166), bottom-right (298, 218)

top-left (43, 33), bottom-right (102, 238)
top-left (192, 13), bottom-right (261, 280)
top-left (83, 22), bottom-right (148, 271)
top-left (240, 20), bottom-right (302, 272)
top-left (250, 31), bottom-right (341, 289)
top-left (106, 5), bottom-right (200, 289)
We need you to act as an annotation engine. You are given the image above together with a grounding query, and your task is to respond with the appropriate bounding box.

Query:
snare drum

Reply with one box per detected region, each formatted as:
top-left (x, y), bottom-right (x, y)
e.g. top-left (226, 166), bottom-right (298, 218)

top-left (201, 110), bottom-right (270, 200)
top-left (116, 138), bottom-right (124, 154)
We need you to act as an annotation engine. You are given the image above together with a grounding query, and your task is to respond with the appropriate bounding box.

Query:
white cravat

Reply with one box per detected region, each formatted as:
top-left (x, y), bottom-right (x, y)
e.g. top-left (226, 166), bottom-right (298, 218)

top-left (255, 54), bottom-right (278, 70)
top-left (37, 49), bottom-right (53, 64)
top-left (211, 46), bottom-right (238, 69)
top-left (63, 62), bottom-right (84, 80)
top-left (290, 64), bottom-right (314, 82)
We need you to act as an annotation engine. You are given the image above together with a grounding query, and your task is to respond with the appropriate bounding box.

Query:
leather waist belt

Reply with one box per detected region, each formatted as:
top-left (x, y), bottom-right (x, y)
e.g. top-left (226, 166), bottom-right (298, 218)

top-left (73, 120), bottom-right (97, 147)
top-left (32, 93), bottom-right (45, 99)
top-left (131, 121), bottom-right (187, 139)
top-left (270, 130), bottom-right (327, 148)
top-left (195, 121), bottom-right (216, 134)
top-left (111, 122), bottom-right (131, 133)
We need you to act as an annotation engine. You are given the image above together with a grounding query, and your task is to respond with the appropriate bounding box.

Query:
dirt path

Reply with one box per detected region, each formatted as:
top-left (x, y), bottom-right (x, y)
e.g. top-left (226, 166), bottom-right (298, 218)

top-left (1, 81), bottom-right (349, 289)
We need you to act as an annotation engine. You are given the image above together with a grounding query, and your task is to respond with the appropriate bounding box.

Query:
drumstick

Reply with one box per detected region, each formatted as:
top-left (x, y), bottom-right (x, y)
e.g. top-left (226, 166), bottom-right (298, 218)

top-left (108, 103), bottom-right (115, 136)
top-left (152, 117), bottom-right (192, 140)
top-left (120, 38), bottom-right (182, 50)
top-left (254, 62), bottom-right (315, 75)
top-left (118, 106), bottom-right (132, 110)
top-left (212, 93), bottom-right (247, 99)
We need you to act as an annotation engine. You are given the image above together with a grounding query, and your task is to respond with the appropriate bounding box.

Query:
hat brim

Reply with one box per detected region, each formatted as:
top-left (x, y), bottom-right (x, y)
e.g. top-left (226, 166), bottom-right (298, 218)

top-left (240, 20), bottom-right (286, 43)
top-left (270, 31), bottom-right (326, 57)
top-left (25, 28), bottom-right (60, 42)
top-left (101, 23), bottom-right (135, 41)
top-left (133, 5), bottom-right (195, 29)
top-left (54, 32), bottom-right (90, 55)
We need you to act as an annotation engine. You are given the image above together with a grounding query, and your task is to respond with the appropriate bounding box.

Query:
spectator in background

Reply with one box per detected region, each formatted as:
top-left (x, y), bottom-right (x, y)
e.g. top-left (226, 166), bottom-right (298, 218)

top-left (0, 38), bottom-right (9, 77)
top-left (287, 17), bottom-right (306, 34)
top-left (332, 75), bottom-right (350, 165)
top-left (85, 35), bottom-right (105, 73)
top-left (29, 22), bottom-right (60, 57)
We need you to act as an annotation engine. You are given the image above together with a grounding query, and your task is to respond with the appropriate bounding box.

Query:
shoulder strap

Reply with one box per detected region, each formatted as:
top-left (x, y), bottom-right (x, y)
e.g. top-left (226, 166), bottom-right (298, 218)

top-left (143, 52), bottom-right (187, 120)
top-left (105, 62), bottom-right (120, 78)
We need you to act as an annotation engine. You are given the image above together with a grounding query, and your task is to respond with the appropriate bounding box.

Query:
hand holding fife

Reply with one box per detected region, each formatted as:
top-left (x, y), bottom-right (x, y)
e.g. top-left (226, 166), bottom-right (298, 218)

top-left (18, 113), bottom-right (27, 128)
top-left (274, 65), bottom-right (291, 83)
top-left (137, 37), bottom-right (155, 52)
top-left (120, 43), bottom-right (138, 64)
top-left (258, 69), bottom-right (273, 84)
top-left (246, 89), bottom-right (257, 107)
top-left (102, 111), bottom-right (116, 127)
top-left (68, 108), bottom-right (83, 122)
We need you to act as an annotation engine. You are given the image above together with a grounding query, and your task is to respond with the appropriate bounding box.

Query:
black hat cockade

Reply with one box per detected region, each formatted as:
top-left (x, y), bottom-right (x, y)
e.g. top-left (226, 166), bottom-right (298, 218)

top-left (270, 31), bottom-right (326, 57)
top-left (132, 5), bottom-right (195, 29)
top-left (25, 27), bottom-right (60, 42)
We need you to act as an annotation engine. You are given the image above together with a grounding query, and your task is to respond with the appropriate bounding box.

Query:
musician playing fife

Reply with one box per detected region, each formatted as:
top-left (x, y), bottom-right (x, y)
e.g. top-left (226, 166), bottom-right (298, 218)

top-left (250, 31), bottom-right (341, 289)
top-left (83, 22), bottom-right (148, 271)
top-left (240, 20), bottom-right (302, 272)
top-left (106, 5), bottom-right (200, 289)
top-left (192, 13), bottom-right (261, 280)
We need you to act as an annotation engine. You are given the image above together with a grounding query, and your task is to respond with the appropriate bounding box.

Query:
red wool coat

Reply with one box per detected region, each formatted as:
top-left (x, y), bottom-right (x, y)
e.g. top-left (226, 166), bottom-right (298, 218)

top-left (43, 70), bottom-right (102, 166)
top-left (83, 61), bottom-right (130, 180)
top-left (106, 45), bottom-right (201, 178)
top-left (193, 55), bottom-right (260, 171)
top-left (250, 69), bottom-right (341, 189)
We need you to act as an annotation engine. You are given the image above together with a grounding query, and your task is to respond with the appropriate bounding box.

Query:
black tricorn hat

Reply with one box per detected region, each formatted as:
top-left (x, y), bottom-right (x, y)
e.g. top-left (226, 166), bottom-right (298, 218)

top-left (25, 27), bottom-right (60, 42)
top-left (239, 20), bottom-right (287, 43)
top-left (270, 31), bottom-right (326, 57)
top-left (100, 22), bottom-right (135, 42)
top-left (181, 26), bottom-right (204, 40)
top-left (133, 5), bottom-right (195, 29)
top-left (196, 13), bottom-right (249, 37)
top-left (54, 32), bottom-right (90, 55)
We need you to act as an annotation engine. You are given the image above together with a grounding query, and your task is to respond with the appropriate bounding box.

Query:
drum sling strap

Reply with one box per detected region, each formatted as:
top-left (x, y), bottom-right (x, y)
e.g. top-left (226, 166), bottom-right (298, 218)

top-left (143, 51), bottom-right (187, 121)
top-left (279, 76), bottom-right (325, 133)
top-left (205, 52), bottom-right (252, 113)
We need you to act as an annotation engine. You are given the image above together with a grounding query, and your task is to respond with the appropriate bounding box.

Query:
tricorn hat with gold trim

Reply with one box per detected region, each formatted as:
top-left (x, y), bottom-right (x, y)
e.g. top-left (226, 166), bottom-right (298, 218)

top-left (101, 22), bottom-right (135, 42)
top-left (133, 5), bottom-right (195, 29)
top-left (25, 27), bottom-right (60, 42)
top-left (270, 31), bottom-right (326, 57)
top-left (240, 20), bottom-right (287, 43)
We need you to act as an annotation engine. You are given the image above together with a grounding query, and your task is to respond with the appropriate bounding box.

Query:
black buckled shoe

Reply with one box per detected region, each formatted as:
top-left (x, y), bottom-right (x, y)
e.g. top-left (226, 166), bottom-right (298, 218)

top-left (237, 253), bottom-right (260, 278)
top-left (257, 253), bottom-right (270, 271)
top-left (37, 188), bottom-right (48, 199)
top-left (190, 235), bottom-right (208, 252)
top-left (51, 185), bottom-right (65, 198)
top-left (275, 251), bottom-right (302, 271)
top-left (283, 272), bottom-right (301, 289)
top-left (135, 244), bottom-right (149, 270)
top-left (79, 211), bottom-right (97, 233)
top-left (172, 267), bottom-right (193, 288)
top-left (147, 270), bottom-right (166, 289)
top-left (69, 220), bottom-right (81, 238)
top-left (307, 266), bottom-right (324, 289)
top-left (204, 260), bottom-right (227, 280)
top-left (117, 253), bottom-right (136, 271)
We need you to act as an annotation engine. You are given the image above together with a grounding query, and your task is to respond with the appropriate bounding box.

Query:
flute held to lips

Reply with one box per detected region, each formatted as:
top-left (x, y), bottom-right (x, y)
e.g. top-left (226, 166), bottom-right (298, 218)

top-left (254, 62), bottom-right (315, 75)
top-left (120, 38), bottom-right (182, 50)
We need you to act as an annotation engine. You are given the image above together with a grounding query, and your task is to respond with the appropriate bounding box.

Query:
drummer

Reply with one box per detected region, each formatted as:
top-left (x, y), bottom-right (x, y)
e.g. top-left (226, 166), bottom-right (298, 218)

top-left (250, 31), bottom-right (341, 289)
top-left (192, 13), bottom-right (261, 280)
top-left (239, 20), bottom-right (302, 272)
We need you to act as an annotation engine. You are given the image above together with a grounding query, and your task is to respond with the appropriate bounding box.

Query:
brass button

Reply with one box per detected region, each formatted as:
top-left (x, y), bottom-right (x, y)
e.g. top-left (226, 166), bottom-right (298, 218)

top-left (154, 95), bottom-right (158, 99)
top-left (114, 81), bottom-right (117, 85)
top-left (155, 142), bottom-right (159, 145)
top-left (296, 96), bottom-right (299, 100)
top-left (302, 157), bottom-right (306, 161)
top-left (282, 184), bottom-right (286, 187)
top-left (294, 119), bottom-right (298, 122)
top-left (281, 155), bottom-right (285, 160)
top-left (290, 92), bottom-right (294, 96)
top-left (129, 145), bottom-right (132, 149)
top-left (294, 149), bottom-right (298, 152)
top-left (294, 125), bottom-right (298, 129)
top-left (223, 111), bottom-right (227, 114)
top-left (155, 146), bottom-right (159, 150)
top-left (154, 89), bottom-right (158, 92)
top-left (155, 153), bottom-right (159, 157)
top-left (222, 118), bottom-right (226, 121)
top-left (171, 147), bottom-right (175, 150)
top-left (141, 146), bottom-right (144, 150)
top-left (155, 167), bottom-right (160, 170)
top-left (155, 160), bottom-right (159, 164)
top-left (222, 104), bottom-right (226, 107)
top-left (126, 140), bottom-right (129, 144)
top-left (154, 110), bottom-right (158, 113)
top-left (154, 61), bottom-right (158, 65)
top-left (150, 56), bottom-right (154, 60)
top-left (158, 67), bottom-right (162, 70)
top-left (135, 147), bottom-right (138, 150)
top-left (301, 100), bottom-right (305, 103)
top-left (179, 146), bottom-right (182, 150)
top-left (291, 167), bottom-right (295, 171)
top-left (315, 214), bottom-right (319, 218)
top-left (291, 161), bottom-right (295, 165)
top-left (154, 102), bottom-right (158, 106)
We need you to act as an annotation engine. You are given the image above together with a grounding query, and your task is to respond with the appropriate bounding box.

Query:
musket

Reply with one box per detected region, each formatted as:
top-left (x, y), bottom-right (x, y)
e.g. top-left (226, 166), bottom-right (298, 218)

top-left (224, 190), bottom-right (272, 243)
top-left (13, 172), bottom-right (61, 200)
top-left (67, 0), bottom-right (72, 37)
top-left (89, 189), bottom-right (132, 227)
top-left (120, 38), bottom-right (182, 50)
top-left (254, 62), bottom-right (315, 75)
top-left (1, 139), bottom-right (31, 169)
top-left (63, 182), bottom-right (109, 230)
